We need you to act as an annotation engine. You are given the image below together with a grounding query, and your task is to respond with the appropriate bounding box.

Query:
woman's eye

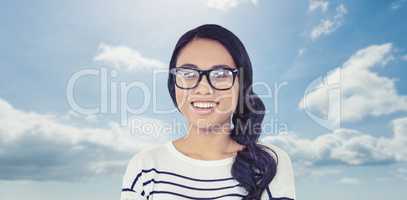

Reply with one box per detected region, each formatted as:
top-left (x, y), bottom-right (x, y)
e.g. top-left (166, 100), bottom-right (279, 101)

top-left (178, 70), bottom-right (197, 79)
top-left (212, 69), bottom-right (231, 78)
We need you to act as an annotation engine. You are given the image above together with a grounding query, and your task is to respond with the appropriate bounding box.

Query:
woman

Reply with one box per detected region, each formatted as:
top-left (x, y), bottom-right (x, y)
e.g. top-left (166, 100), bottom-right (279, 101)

top-left (120, 24), bottom-right (295, 200)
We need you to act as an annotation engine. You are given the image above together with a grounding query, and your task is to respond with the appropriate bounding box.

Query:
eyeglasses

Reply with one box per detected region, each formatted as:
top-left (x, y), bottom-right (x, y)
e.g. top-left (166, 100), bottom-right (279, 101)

top-left (170, 64), bottom-right (240, 90)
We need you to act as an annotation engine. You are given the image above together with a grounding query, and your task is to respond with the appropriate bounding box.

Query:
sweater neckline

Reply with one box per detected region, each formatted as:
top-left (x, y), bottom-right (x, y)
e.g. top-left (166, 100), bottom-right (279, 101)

top-left (166, 140), bottom-right (236, 166)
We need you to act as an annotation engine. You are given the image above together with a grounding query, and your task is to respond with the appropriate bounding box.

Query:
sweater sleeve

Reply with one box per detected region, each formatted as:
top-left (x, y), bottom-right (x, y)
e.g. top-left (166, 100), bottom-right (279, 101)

top-left (261, 143), bottom-right (296, 200)
top-left (120, 153), bottom-right (147, 200)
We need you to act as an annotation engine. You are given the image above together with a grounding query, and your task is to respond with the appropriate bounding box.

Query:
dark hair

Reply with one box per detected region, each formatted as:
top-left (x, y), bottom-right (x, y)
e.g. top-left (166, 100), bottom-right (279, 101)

top-left (167, 24), bottom-right (277, 199)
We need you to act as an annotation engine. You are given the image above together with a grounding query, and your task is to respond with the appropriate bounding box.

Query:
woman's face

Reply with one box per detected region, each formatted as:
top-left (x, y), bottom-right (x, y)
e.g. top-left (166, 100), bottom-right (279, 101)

top-left (175, 38), bottom-right (239, 130)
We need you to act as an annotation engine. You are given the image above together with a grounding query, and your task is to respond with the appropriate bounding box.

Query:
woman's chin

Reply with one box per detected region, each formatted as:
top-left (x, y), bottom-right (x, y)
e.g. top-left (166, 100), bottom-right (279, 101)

top-left (190, 120), bottom-right (231, 132)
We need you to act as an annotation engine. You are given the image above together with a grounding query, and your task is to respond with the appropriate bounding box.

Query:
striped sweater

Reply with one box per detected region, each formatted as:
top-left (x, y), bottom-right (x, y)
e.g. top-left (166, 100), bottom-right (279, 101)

top-left (120, 141), bottom-right (295, 200)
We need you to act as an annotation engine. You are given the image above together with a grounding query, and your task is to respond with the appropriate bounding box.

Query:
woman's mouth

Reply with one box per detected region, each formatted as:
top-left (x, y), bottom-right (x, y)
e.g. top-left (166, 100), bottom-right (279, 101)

top-left (190, 101), bottom-right (219, 115)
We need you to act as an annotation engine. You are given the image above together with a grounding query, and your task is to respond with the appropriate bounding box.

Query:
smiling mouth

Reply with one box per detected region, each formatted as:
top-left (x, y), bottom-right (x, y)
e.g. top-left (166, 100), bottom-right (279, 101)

top-left (190, 101), bottom-right (220, 109)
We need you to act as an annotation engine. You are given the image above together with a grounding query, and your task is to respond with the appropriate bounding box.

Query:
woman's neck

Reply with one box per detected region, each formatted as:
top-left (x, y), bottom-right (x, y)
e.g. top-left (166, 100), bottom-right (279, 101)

top-left (173, 122), bottom-right (244, 160)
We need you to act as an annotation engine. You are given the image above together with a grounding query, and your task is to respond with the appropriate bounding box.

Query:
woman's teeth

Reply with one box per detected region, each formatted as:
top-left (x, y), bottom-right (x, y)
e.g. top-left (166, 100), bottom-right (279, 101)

top-left (192, 101), bottom-right (217, 109)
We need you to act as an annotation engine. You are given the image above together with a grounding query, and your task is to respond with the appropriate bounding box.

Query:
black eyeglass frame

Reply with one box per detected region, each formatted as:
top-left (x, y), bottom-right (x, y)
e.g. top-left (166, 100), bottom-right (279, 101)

top-left (170, 64), bottom-right (240, 90)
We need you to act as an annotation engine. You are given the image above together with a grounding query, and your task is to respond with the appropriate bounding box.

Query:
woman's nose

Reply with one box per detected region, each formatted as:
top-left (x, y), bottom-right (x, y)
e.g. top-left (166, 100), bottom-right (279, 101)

top-left (194, 76), bottom-right (214, 95)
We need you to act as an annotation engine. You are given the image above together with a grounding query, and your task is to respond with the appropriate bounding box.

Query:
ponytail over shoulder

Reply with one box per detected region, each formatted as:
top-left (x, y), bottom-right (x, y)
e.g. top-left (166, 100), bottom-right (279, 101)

top-left (231, 91), bottom-right (277, 199)
top-left (167, 24), bottom-right (278, 199)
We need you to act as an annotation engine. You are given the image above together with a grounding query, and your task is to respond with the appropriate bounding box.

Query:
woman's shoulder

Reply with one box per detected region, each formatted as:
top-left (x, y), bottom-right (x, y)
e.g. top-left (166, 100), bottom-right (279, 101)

top-left (257, 141), bottom-right (296, 199)
top-left (257, 141), bottom-right (292, 165)
top-left (126, 142), bottom-right (168, 166)
top-left (121, 143), bottom-right (168, 199)
top-left (121, 143), bottom-right (167, 185)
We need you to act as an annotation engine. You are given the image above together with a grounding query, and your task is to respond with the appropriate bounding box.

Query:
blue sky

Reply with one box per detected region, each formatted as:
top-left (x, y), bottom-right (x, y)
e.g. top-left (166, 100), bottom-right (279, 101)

top-left (0, 0), bottom-right (406, 199)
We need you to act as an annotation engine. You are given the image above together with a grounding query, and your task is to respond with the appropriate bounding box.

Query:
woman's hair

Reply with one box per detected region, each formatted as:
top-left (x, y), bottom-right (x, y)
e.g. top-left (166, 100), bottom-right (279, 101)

top-left (167, 24), bottom-right (277, 199)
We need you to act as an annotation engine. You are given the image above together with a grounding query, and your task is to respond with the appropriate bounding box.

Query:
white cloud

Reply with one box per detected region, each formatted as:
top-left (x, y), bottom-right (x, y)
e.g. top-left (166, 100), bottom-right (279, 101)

top-left (310, 3), bottom-right (347, 40)
top-left (63, 110), bottom-right (99, 123)
top-left (401, 54), bottom-right (407, 61)
top-left (309, 0), bottom-right (329, 12)
top-left (0, 98), bottom-right (169, 181)
top-left (311, 19), bottom-right (334, 40)
top-left (307, 168), bottom-right (342, 177)
top-left (206, 0), bottom-right (257, 11)
top-left (299, 43), bottom-right (407, 124)
top-left (338, 177), bottom-right (361, 185)
top-left (391, 0), bottom-right (406, 10)
top-left (262, 116), bottom-right (407, 167)
top-left (94, 43), bottom-right (167, 71)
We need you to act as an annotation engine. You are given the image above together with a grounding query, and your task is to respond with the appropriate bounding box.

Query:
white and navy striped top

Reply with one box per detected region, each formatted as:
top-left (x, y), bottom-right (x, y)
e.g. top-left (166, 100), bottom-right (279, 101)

top-left (120, 141), bottom-right (295, 200)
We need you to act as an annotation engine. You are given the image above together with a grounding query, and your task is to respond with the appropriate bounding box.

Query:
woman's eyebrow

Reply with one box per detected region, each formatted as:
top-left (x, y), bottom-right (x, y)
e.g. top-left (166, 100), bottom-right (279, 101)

top-left (212, 64), bottom-right (233, 69)
top-left (179, 63), bottom-right (198, 68)
top-left (178, 63), bottom-right (232, 69)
